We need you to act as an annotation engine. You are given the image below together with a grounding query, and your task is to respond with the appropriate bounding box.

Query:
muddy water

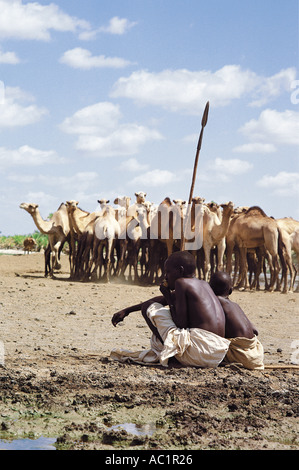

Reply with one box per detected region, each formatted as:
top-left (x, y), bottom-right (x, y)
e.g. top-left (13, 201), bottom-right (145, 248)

top-left (0, 436), bottom-right (56, 450)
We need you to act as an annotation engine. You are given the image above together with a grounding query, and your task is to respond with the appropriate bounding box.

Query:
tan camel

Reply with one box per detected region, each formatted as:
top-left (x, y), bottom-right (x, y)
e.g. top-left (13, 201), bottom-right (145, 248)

top-left (290, 228), bottom-right (299, 291)
top-left (66, 200), bottom-right (102, 278)
top-left (276, 217), bottom-right (299, 292)
top-left (87, 205), bottom-right (121, 283)
top-left (226, 206), bottom-right (281, 291)
top-left (125, 205), bottom-right (150, 281)
top-left (147, 197), bottom-right (184, 283)
top-left (114, 196), bottom-right (131, 222)
top-left (20, 202), bottom-right (70, 277)
top-left (201, 201), bottom-right (234, 280)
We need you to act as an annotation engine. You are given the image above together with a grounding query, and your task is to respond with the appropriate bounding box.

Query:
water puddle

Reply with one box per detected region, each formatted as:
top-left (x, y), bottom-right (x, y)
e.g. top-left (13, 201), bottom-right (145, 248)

top-left (0, 436), bottom-right (56, 450)
top-left (108, 422), bottom-right (156, 436)
top-left (0, 423), bottom-right (155, 449)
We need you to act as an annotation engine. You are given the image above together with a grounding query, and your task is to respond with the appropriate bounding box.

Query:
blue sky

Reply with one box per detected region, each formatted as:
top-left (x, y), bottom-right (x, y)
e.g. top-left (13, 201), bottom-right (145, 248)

top-left (0, 0), bottom-right (298, 235)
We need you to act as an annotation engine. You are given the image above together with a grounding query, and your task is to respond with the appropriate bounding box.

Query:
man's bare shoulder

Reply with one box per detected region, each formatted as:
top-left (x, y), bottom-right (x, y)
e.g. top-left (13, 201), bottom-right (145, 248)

top-left (175, 277), bottom-right (208, 290)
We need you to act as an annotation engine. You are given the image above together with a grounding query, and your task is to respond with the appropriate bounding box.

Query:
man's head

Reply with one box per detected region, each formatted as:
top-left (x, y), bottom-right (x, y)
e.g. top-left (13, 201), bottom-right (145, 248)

top-left (164, 251), bottom-right (196, 289)
top-left (209, 271), bottom-right (233, 296)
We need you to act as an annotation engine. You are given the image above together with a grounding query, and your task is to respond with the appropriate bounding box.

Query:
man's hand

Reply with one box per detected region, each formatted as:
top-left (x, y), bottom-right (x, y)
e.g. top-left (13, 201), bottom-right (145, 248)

top-left (112, 310), bottom-right (126, 327)
top-left (159, 283), bottom-right (172, 305)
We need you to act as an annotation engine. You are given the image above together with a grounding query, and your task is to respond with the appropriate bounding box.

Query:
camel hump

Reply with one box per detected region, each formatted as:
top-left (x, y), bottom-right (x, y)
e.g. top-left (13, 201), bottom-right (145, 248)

top-left (245, 206), bottom-right (268, 217)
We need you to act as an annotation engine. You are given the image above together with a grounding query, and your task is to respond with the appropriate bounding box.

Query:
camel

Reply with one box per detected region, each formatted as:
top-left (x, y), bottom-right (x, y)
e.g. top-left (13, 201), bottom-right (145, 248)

top-left (66, 200), bottom-right (102, 278)
top-left (127, 191), bottom-right (147, 218)
top-left (113, 196), bottom-right (134, 278)
top-left (114, 196), bottom-right (131, 222)
top-left (87, 205), bottom-right (120, 282)
top-left (147, 197), bottom-right (184, 283)
top-left (290, 228), bottom-right (299, 291)
top-left (275, 218), bottom-right (299, 292)
top-left (201, 201), bottom-right (234, 280)
top-left (226, 206), bottom-right (281, 291)
top-left (23, 237), bottom-right (37, 254)
top-left (125, 205), bottom-right (150, 281)
top-left (20, 202), bottom-right (70, 277)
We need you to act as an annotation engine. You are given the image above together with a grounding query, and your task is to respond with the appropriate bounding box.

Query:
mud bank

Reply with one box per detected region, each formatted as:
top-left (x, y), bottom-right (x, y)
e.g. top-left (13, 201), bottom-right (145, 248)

top-left (0, 253), bottom-right (298, 450)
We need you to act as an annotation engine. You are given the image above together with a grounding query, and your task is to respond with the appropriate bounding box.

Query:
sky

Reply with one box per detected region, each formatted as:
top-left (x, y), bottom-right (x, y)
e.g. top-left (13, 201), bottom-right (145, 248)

top-left (0, 0), bottom-right (298, 235)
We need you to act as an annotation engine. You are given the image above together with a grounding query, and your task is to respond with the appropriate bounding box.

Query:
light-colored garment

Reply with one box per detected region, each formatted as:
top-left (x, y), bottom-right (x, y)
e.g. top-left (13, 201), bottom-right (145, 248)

top-left (110, 302), bottom-right (230, 368)
top-left (223, 335), bottom-right (264, 370)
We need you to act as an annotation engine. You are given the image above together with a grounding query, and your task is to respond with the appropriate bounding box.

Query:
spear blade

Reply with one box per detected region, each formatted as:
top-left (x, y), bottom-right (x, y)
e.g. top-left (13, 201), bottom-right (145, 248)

top-left (188, 101), bottom-right (209, 206)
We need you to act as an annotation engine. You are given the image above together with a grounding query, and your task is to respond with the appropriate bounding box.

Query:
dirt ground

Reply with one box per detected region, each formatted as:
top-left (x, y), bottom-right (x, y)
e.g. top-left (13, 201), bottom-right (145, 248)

top-left (0, 252), bottom-right (298, 451)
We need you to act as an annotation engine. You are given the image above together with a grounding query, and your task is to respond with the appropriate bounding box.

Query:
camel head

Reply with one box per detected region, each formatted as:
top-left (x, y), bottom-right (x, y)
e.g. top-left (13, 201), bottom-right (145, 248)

top-left (98, 199), bottom-right (110, 208)
top-left (173, 199), bottom-right (186, 207)
top-left (192, 197), bottom-right (205, 205)
top-left (135, 191), bottom-right (146, 203)
top-left (114, 196), bottom-right (131, 208)
top-left (20, 202), bottom-right (39, 215)
top-left (66, 200), bottom-right (79, 212)
top-left (220, 201), bottom-right (234, 211)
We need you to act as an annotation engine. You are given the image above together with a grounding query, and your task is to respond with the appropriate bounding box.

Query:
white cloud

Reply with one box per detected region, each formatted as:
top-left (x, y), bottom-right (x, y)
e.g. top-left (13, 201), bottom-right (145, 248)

top-left (99, 16), bottom-right (137, 35)
top-left (0, 86), bottom-right (47, 128)
top-left (23, 191), bottom-right (58, 209)
top-left (240, 109), bottom-right (299, 147)
top-left (198, 157), bottom-right (253, 184)
top-left (111, 66), bottom-right (296, 113)
top-left (119, 158), bottom-right (150, 172)
top-left (60, 102), bottom-right (121, 135)
top-left (43, 171), bottom-right (99, 192)
top-left (129, 169), bottom-right (180, 187)
top-left (0, 0), bottom-right (90, 41)
top-left (60, 101), bottom-right (163, 157)
top-left (75, 124), bottom-right (162, 157)
top-left (78, 16), bottom-right (137, 41)
top-left (0, 145), bottom-right (62, 169)
top-left (12, 172), bottom-right (99, 194)
top-left (233, 143), bottom-right (276, 154)
top-left (250, 68), bottom-right (297, 107)
top-left (211, 158), bottom-right (253, 175)
top-left (0, 48), bottom-right (20, 64)
top-left (60, 47), bottom-right (133, 70)
top-left (257, 171), bottom-right (299, 196)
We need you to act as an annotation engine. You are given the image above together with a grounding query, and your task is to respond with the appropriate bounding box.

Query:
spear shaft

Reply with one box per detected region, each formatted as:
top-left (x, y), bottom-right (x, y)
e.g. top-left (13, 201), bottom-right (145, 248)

top-left (181, 101), bottom-right (209, 251)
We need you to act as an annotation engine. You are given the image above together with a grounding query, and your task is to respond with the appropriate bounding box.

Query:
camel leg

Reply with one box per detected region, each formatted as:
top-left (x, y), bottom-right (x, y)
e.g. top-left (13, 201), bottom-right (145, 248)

top-left (216, 238), bottom-right (226, 272)
top-left (50, 241), bottom-right (61, 278)
top-left (203, 245), bottom-right (212, 281)
top-left (237, 247), bottom-right (249, 290)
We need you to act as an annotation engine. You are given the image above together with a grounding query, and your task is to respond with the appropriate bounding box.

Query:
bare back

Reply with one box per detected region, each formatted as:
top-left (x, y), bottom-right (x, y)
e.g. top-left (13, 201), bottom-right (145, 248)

top-left (217, 296), bottom-right (257, 339)
top-left (171, 278), bottom-right (225, 337)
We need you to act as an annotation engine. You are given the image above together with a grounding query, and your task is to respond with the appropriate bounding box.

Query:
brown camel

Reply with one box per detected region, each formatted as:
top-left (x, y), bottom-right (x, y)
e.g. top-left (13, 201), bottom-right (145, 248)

top-left (226, 206), bottom-right (281, 291)
top-left (20, 202), bottom-right (70, 277)
top-left (147, 197), bottom-right (184, 283)
top-left (66, 200), bottom-right (101, 278)
top-left (201, 201), bottom-right (234, 280)
top-left (275, 217), bottom-right (299, 292)
top-left (23, 237), bottom-right (37, 254)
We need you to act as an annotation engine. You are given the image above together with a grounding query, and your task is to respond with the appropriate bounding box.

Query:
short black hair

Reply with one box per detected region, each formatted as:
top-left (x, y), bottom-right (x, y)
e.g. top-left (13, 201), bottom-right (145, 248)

top-left (166, 251), bottom-right (196, 276)
top-left (210, 271), bottom-right (232, 296)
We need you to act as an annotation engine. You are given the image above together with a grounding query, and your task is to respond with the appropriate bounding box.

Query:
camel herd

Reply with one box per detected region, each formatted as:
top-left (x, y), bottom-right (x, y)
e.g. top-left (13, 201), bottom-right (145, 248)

top-left (20, 191), bottom-right (299, 292)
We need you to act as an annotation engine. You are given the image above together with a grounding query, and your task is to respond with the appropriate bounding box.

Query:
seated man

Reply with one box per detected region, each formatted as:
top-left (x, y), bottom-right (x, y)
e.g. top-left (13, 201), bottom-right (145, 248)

top-left (111, 251), bottom-right (230, 367)
top-left (209, 271), bottom-right (264, 370)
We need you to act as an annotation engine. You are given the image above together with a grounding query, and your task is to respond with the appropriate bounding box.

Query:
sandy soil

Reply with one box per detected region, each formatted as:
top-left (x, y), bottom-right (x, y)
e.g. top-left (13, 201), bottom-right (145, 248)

top-left (0, 252), bottom-right (298, 451)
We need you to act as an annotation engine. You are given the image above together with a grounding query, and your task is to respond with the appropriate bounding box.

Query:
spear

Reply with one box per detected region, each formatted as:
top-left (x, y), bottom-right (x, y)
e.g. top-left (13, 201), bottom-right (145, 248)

top-left (181, 101), bottom-right (209, 250)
